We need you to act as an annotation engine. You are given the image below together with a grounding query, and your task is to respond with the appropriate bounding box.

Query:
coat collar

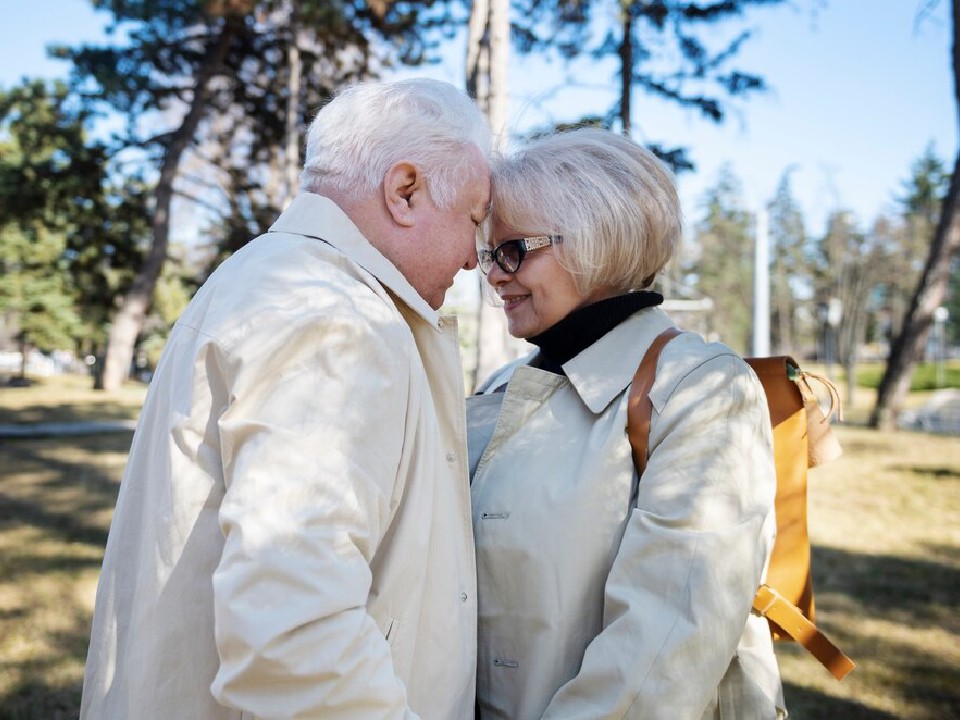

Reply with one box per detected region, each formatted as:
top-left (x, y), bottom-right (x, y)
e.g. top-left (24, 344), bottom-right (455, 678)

top-left (562, 305), bottom-right (677, 414)
top-left (268, 193), bottom-right (441, 327)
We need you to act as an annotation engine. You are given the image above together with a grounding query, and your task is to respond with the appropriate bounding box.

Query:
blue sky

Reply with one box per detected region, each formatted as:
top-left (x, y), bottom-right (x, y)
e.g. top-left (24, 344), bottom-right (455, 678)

top-left (1, 0), bottom-right (955, 239)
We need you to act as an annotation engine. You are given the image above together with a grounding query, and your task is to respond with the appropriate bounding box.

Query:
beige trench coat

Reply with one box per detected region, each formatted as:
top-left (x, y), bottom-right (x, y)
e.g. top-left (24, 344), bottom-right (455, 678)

top-left (81, 194), bottom-right (477, 720)
top-left (468, 307), bottom-right (785, 720)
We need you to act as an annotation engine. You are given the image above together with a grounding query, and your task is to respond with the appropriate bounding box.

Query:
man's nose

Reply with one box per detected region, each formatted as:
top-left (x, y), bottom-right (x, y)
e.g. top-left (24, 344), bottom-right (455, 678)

top-left (463, 246), bottom-right (479, 271)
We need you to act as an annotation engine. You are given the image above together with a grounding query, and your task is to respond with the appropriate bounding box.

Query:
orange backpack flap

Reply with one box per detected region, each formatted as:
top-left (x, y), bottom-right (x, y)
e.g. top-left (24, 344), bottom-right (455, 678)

top-left (626, 329), bottom-right (855, 680)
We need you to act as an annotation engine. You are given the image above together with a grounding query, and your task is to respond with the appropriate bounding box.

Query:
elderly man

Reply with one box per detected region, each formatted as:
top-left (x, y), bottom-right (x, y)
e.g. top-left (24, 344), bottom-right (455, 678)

top-left (81, 78), bottom-right (491, 719)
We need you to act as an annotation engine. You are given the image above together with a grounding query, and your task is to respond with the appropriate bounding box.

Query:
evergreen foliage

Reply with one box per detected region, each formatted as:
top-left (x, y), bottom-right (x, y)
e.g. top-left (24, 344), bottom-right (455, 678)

top-left (511, 0), bottom-right (785, 171)
top-left (767, 168), bottom-right (810, 356)
top-left (54, 0), bottom-right (460, 388)
top-left (0, 80), bottom-right (146, 367)
top-left (690, 164), bottom-right (754, 353)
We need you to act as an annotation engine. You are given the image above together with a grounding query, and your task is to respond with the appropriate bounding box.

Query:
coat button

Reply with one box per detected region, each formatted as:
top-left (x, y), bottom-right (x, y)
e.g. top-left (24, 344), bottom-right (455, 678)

top-left (460, 592), bottom-right (468, 602)
top-left (446, 452), bottom-right (456, 462)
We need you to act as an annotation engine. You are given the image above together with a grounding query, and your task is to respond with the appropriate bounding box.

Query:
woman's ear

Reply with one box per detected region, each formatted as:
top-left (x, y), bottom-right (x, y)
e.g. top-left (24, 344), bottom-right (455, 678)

top-left (384, 161), bottom-right (423, 228)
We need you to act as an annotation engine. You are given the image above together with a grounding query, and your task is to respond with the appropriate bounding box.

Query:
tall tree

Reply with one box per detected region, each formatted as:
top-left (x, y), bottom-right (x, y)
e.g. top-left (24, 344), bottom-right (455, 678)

top-left (692, 164), bottom-right (755, 354)
top-left (467, 0), bottom-right (509, 141)
top-left (766, 168), bottom-right (809, 356)
top-left (813, 210), bottom-right (881, 405)
top-left (464, 1), bottom-right (789, 384)
top-left (0, 80), bottom-right (139, 377)
top-left (511, 0), bottom-right (783, 157)
top-left (467, 0), bottom-right (530, 388)
top-left (945, 249), bottom-right (960, 348)
top-left (63, 0), bottom-right (456, 390)
top-left (870, 0), bottom-right (960, 429)
top-left (63, 2), bottom-right (250, 389)
top-left (0, 224), bottom-right (81, 378)
top-left (871, 148), bottom-right (947, 355)
top-left (613, 0), bottom-right (783, 135)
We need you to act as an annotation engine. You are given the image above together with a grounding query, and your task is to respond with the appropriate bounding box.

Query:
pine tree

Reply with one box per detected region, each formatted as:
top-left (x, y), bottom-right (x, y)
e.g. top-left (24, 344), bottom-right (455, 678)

top-left (61, 0), bottom-right (456, 390)
top-left (692, 165), bottom-right (755, 354)
top-left (766, 168), bottom-right (809, 356)
top-left (0, 80), bottom-right (119, 377)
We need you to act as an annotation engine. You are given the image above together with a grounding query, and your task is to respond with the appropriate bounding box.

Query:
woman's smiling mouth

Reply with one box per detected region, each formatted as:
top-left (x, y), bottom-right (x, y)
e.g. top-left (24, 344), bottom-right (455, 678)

top-left (499, 294), bottom-right (528, 312)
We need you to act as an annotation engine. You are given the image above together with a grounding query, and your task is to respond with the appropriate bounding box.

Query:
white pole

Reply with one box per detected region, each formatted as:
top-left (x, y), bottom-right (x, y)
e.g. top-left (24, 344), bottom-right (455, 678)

top-left (753, 207), bottom-right (770, 357)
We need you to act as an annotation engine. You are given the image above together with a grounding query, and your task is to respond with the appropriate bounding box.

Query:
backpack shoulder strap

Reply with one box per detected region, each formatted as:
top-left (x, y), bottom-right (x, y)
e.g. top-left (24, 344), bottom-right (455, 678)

top-left (626, 326), bottom-right (683, 476)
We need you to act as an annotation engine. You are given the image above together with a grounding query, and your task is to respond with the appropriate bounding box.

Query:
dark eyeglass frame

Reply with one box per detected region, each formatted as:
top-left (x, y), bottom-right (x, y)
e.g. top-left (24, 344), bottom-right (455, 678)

top-left (478, 235), bottom-right (562, 275)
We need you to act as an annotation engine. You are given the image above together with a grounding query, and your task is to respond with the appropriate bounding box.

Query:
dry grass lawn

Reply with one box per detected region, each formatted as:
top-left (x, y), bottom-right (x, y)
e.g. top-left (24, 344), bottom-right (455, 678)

top-left (781, 425), bottom-right (960, 718)
top-left (0, 374), bottom-right (958, 718)
top-left (0, 374), bottom-right (146, 425)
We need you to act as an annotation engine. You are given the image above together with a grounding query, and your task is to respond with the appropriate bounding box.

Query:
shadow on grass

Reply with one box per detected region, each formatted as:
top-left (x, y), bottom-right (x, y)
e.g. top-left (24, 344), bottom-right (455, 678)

top-left (0, 401), bottom-right (140, 425)
top-left (0, 491), bottom-right (112, 551)
top-left (2, 428), bottom-right (958, 718)
top-left (0, 617), bottom-right (91, 720)
top-left (782, 682), bottom-right (902, 719)
top-left (782, 543), bottom-right (960, 718)
top-left (813, 544), bottom-right (960, 629)
top-left (0, 373), bottom-right (146, 426)
top-left (0, 680), bottom-right (83, 720)
top-left (0, 434), bottom-right (130, 579)
top-left (0, 435), bottom-right (127, 718)
top-left (887, 465), bottom-right (960, 481)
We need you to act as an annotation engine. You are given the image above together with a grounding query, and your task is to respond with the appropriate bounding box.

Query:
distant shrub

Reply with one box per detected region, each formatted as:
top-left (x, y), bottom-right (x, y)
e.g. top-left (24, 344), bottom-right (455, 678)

top-left (856, 361), bottom-right (960, 391)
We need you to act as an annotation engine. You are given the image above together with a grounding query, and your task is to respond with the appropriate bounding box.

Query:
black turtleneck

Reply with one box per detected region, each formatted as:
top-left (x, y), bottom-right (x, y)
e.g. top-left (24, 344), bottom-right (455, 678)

top-left (526, 291), bottom-right (663, 376)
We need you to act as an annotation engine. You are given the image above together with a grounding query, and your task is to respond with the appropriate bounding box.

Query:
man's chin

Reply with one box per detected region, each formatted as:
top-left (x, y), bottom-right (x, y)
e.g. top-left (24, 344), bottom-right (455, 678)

top-left (429, 285), bottom-right (452, 311)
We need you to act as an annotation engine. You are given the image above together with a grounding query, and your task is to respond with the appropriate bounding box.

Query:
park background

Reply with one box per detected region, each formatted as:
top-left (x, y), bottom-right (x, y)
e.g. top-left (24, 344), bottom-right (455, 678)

top-left (1, 0), bottom-right (959, 717)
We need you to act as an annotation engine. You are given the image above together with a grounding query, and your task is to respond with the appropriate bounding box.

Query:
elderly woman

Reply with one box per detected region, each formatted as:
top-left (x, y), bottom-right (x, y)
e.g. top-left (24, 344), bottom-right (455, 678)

top-left (467, 128), bottom-right (785, 719)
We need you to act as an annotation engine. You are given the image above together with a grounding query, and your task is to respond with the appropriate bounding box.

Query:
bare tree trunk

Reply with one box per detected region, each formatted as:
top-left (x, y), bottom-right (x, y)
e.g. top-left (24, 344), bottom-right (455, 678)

top-left (870, 158), bottom-right (960, 428)
top-left (98, 22), bottom-right (236, 391)
top-left (487, 0), bottom-right (509, 145)
top-left (870, 0), bottom-right (960, 428)
top-left (619, 10), bottom-right (633, 134)
top-left (284, 3), bottom-right (301, 208)
top-left (466, 0), bottom-right (527, 390)
top-left (841, 266), bottom-right (867, 409)
top-left (17, 333), bottom-right (28, 381)
top-left (774, 258), bottom-right (793, 355)
top-left (466, 0), bottom-right (490, 108)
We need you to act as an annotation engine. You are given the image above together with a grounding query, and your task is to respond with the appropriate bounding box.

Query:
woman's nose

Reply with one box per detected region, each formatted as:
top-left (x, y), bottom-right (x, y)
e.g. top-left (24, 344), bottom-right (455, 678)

top-left (486, 262), bottom-right (510, 285)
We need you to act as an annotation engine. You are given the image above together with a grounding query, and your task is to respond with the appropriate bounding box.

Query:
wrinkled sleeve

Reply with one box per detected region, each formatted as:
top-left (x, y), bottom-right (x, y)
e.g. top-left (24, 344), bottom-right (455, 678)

top-left (542, 353), bottom-right (777, 720)
top-left (209, 307), bottom-right (420, 719)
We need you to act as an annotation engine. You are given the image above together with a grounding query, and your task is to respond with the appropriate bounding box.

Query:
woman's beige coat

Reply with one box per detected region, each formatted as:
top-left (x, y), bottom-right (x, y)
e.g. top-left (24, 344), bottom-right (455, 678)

top-left (81, 195), bottom-right (477, 720)
top-left (468, 306), bottom-right (784, 720)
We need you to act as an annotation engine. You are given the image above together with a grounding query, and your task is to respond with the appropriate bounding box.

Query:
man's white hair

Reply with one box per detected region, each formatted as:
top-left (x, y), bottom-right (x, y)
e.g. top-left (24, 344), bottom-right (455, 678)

top-left (300, 78), bottom-right (491, 209)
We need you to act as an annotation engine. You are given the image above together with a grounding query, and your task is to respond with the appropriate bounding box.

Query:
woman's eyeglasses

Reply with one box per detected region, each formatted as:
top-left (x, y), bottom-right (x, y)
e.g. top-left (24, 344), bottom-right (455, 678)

top-left (478, 235), bottom-right (562, 275)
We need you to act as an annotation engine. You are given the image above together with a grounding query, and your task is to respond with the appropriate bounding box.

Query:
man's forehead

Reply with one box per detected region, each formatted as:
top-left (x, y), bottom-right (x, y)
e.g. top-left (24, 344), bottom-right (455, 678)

top-left (470, 170), bottom-right (492, 213)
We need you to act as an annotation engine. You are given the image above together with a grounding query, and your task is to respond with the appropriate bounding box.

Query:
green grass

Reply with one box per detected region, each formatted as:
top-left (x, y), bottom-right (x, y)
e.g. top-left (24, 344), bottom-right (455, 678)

top-left (1, 374), bottom-right (958, 718)
top-left (854, 360), bottom-right (960, 392)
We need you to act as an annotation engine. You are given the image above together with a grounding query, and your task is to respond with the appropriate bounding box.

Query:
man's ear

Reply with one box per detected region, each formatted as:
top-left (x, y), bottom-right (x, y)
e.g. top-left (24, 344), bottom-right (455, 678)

top-left (384, 161), bottom-right (424, 228)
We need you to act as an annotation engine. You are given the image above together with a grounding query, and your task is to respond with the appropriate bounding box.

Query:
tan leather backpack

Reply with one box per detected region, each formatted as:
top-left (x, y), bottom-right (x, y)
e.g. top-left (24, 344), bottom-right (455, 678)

top-left (627, 327), bottom-right (855, 680)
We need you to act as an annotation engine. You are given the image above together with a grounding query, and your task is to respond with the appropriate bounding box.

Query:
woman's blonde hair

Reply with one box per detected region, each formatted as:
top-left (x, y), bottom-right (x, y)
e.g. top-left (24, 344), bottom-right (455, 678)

top-left (491, 128), bottom-right (682, 293)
